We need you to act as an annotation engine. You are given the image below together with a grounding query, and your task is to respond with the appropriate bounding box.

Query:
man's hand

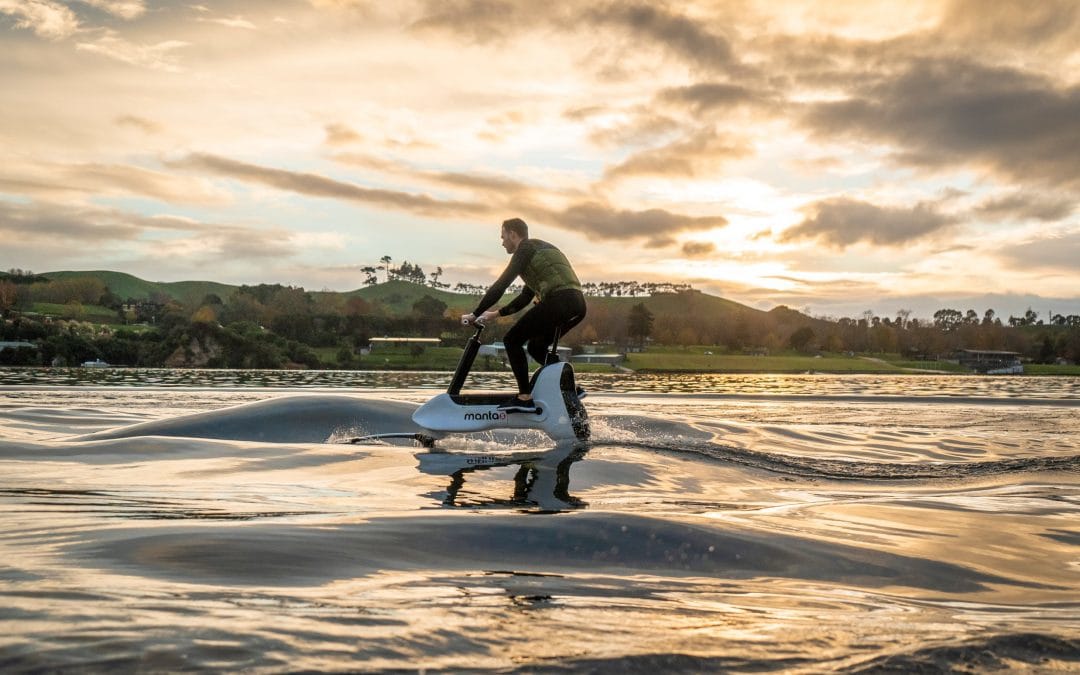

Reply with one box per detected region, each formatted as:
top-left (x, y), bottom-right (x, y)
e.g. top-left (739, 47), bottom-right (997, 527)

top-left (462, 311), bottom-right (500, 325)
top-left (462, 308), bottom-right (498, 326)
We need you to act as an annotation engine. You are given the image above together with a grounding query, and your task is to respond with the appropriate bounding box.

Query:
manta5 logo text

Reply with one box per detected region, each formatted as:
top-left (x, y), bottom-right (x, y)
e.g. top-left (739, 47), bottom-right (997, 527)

top-left (464, 410), bottom-right (508, 421)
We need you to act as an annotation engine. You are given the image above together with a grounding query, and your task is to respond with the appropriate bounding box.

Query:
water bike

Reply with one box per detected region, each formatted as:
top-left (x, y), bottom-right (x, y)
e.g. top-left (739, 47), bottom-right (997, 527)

top-left (350, 319), bottom-right (590, 448)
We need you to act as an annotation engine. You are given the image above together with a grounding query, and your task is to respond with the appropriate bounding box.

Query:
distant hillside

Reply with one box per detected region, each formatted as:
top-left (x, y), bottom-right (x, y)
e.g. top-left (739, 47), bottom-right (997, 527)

top-left (41, 271), bottom-right (240, 304)
top-left (335, 280), bottom-right (773, 323)
top-left (336, 280), bottom-right (480, 314)
top-left (33, 270), bottom-right (781, 324)
top-left (618, 288), bottom-right (768, 322)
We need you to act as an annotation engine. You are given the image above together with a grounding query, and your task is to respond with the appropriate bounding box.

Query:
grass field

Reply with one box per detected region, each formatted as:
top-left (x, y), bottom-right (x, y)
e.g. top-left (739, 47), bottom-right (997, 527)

top-left (625, 351), bottom-right (905, 373)
top-left (888, 360), bottom-right (969, 373)
top-left (297, 345), bottom-right (1080, 375)
top-left (1024, 363), bottom-right (1080, 376)
top-left (32, 302), bottom-right (118, 323)
top-left (313, 345), bottom-right (625, 372)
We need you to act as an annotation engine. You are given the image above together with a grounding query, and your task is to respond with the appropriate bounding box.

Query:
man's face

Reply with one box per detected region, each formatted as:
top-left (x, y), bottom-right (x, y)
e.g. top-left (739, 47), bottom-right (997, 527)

top-left (500, 227), bottom-right (519, 254)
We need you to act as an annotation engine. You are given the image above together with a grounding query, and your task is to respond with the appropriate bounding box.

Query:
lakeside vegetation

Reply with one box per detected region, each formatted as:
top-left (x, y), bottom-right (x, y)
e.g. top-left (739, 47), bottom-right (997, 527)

top-left (2, 269), bottom-right (1079, 375)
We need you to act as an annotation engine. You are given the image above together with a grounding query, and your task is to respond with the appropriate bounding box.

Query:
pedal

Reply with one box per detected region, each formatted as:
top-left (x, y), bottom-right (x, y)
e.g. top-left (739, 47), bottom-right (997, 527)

top-left (504, 406), bottom-right (543, 415)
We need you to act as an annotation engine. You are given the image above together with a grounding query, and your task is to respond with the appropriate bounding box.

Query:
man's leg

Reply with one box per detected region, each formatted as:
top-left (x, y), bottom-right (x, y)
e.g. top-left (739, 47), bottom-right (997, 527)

top-left (504, 291), bottom-right (587, 399)
top-left (502, 305), bottom-right (552, 397)
top-left (526, 325), bottom-right (559, 365)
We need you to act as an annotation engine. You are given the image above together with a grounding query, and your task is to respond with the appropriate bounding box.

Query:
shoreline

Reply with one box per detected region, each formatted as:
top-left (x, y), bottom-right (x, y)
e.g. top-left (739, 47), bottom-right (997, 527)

top-left (2, 364), bottom-right (1078, 377)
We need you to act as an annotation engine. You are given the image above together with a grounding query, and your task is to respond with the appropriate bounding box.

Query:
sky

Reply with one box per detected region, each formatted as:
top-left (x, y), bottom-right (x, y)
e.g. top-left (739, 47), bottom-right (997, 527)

top-left (1, 0), bottom-right (1079, 320)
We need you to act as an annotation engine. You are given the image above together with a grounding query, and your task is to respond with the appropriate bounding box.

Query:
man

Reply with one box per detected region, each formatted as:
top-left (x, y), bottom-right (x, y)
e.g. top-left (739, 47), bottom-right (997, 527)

top-left (462, 218), bottom-right (587, 411)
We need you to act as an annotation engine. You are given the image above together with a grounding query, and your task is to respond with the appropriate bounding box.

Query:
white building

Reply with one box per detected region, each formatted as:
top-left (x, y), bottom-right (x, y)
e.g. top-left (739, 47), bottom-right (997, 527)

top-left (478, 342), bottom-right (572, 364)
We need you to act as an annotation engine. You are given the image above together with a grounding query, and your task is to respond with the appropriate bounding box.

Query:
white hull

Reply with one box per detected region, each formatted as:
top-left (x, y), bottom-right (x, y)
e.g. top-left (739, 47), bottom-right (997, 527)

top-left (412, 362), bottom-right (589, 444)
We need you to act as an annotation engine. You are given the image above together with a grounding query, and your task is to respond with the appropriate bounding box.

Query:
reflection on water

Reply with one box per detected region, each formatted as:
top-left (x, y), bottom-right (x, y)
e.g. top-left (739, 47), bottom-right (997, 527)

top-left (418, 445), bottom-right (588, 511)
top-left (3, 366), bottom-right (1080, 399)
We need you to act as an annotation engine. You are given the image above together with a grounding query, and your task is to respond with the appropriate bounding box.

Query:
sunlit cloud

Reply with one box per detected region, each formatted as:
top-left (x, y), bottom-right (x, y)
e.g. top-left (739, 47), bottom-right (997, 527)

top-left (0, 160), bottom-right (226, 205)
top-left (169, 153), bottom-right (493, 218)
top-left (75, 32), bottom-right (189, 71)
top-left (581, 3), bottom-right (739, 71)
top-left (780, 197), bottom-right (957, 248)
top-left (78, 0), bottom-right (146, 20)
top-left (799, 58), bottom-right (1080, 189)
top-left (996, 230), bottom-right (1080, 273)
top-left (537, 201), bottom-right (728, 247)
top-left (0, 0), bottom-right (79, 40)
top-left (604, 128), bottom-right (754, 180)
top-left (681, 240), bottom-right (716, 258)
top-left (0, 199), bottom-right (143, 242)
top-left (114, 114), bottom-right (163, 134)
top-left (197, 15), bottom-right (257, 30)
top-left (974, 192), bottom-right (1076, 223)
top-left (323, 123), bottom-right (364, 147)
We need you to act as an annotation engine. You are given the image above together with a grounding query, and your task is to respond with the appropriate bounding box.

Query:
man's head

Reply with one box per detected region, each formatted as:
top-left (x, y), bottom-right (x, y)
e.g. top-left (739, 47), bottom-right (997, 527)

top-left (500, 217), bottom-right (528, 254)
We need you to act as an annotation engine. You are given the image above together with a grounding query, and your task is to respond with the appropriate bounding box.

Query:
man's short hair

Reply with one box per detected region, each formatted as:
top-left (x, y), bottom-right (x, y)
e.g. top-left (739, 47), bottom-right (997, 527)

top-left (502, 217), bottom-right (528, 239)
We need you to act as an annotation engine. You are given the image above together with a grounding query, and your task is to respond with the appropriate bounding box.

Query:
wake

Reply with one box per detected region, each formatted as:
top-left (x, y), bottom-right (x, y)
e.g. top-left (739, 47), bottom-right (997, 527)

top-left (589, 436), bottom-right (1080, 481)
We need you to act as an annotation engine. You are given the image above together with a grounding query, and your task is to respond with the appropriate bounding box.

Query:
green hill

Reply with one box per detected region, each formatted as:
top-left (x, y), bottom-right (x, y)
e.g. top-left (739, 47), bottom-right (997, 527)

top-left (605, 288), bottom-right (768, 322)
top-left (338, 280), bottom-right (480, 313)
top-left (341, 280), bottom-right (771, 323)
top-left (42, 270), bottom-right (238, 304)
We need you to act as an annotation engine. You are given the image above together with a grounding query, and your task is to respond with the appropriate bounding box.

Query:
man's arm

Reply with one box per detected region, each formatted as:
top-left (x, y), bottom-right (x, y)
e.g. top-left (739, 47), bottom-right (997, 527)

top-left (499, 287), bottom-right (535, 316)
top-left (472, 243), bottom-right (533, 315)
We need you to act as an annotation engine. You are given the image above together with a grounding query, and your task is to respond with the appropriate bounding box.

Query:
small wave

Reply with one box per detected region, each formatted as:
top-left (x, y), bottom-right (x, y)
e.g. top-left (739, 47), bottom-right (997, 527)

top-left (75, 512), bottom-right (1024, 593)
top-left (592, 437), bottom-right (1080, 481)
top-left (846, 632), bottom-right (1080, 673)
top-left (69, 394), bottom-right (421, 444)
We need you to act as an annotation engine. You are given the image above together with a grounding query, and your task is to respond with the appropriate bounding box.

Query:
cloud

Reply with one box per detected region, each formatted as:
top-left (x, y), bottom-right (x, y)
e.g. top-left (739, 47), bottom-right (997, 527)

top-left (974, 192), bottom-right (1075, 223)
top-left (0, 199), bottom-right (142, 242)
top-left (78, 0), bottom-right (146, 20)
top-left (996, 230), bottom-right (1080, 273)
top-left (324, 123), bottom-right (363, 146)
top-left (409, 0), bottom-right (527, 41)
top-left (780, 197), bottom-right (955, 248)
top-left (582, 3), bottom-right (738, 71)
top-left (75, 32), bottom-right (189, 71)
top-left (172, 153), bottom-right (492, 218)
top-left (681, 240), bottom-right (715, 257)
top-left (114, 114), bottom-right (162, 134)
top-left (939, 0), bottom-right (1080, 52)
top-left (421, 169), bottom-right (534, 196)
top-left (0, 199), bottom-right (301, 265)
top-left (332, 149), bottom-right (571, 205)
top-left (572, 107), bottom-right (680, 148)
top-left (0, 0), bottom-right (80, 40)
top-left (205, 227), bottom-right (294, 260)
top-left (0, 161), bottom-right (224, 205)
top-left (800, 57), bottom-right (1080, 189)
top-left (405, 1), bottom-right (746, 75)
top-left (657, 82), bottom-right (771, 113)
top-left (532, 201), bottom-right (728, 246)
top-left (0, 0), bottom-right (145, 42)
top-left (604, 127), bottom-right (753, 179)
top-left (197, 15), bottom-right (257, 30)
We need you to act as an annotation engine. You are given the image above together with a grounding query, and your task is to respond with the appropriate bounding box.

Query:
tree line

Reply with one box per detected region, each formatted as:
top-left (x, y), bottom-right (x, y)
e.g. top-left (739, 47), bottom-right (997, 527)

top-left (2, 269), bottom-right (1079, 368)
top-left (356, 257), bottom-right (691, 297)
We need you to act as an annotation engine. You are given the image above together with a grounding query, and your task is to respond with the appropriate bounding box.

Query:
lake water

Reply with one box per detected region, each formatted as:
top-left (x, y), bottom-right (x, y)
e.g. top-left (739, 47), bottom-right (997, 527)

top-left (1, 368), bottom-right (1078, 672)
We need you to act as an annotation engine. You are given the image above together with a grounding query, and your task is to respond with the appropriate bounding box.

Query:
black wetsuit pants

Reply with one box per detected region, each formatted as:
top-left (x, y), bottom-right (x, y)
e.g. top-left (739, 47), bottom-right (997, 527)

top-left (503, 289), bottom-right (586, 396)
